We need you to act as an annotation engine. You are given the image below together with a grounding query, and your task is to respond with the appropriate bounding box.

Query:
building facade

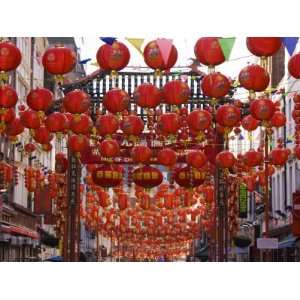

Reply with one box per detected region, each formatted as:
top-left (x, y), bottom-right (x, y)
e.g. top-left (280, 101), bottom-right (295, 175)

top-left (0, 37), bottom-right (86, 261)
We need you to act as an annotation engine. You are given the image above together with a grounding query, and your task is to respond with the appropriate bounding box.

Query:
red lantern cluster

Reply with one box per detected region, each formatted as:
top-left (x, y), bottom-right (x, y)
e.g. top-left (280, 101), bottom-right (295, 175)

top-left (174, 166), bottom-right (206, 188)
top-left (92, 164), bottom-right (123, 188)
top-left (269, 147), bottom-right (291, 167)
top-left (42, 45), bottom-right (76, 75)
top-left (239, 64), bottom-right (270, 92)
top-left (201, 72), bottom-right (231, 99)
top-left (98, 139), bottom-right (120, 158)
top-left (96, 41), bottom-right (130, 72)
top-left (157, 148), bottom-right (177, 167)
top-left (26, 88), bottom-right (53, 113)
top-left (216, 104), bottom-right (241, 129)
top-left (186, 150), bottom-right (207, 169)
top-left (0, 40), bottom-right (22, 72)
top-left (0, 85), bottom-right (18, 109)
top-left (250, 98), bottom-right (276, 121)
top-left (288, 53), bottom-right (300, 79)
top-left (131, 145), bottom-right (152, 164)
top-left (103, 88), bottom-right (129, 114)
top-left (143, 40), bottom-right (178, 72)
top-left (194, 37), bottom-right (225, 67)
top-left (163, 80), bottom-right (190, 106)
top-left (243, 149), bottom-right (263, 168)
top-left (157, 113), bottom-right (180, 136)
top-left (96, 114), bottom-right (119, 137)
top-left (216, 150), bottom-right (236, 169)
top-left (132, 166), bottom-right (163, 189)
top-left (63, 89), bottom-right (90, 114)
top-left (133, 83), bottom-right (161, 109)
top-left (246, 37), bottom-right (282, 57)
top-left (120, 115), bottom-right (144, 138)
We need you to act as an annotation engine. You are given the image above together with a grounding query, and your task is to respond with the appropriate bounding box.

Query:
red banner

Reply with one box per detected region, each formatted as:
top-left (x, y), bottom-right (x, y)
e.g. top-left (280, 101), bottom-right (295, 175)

top-left (34, 185), bottom-right (52, 215)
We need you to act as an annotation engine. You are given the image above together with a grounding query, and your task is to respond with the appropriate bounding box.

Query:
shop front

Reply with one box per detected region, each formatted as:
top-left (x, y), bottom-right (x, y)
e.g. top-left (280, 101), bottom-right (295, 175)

top-left (0, 202), bottom-right (40, 262)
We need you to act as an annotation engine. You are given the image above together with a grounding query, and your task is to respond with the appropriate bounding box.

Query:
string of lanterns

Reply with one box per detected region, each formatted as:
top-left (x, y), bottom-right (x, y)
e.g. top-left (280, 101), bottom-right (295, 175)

top-left (0, 36), bottom-right (299, 260)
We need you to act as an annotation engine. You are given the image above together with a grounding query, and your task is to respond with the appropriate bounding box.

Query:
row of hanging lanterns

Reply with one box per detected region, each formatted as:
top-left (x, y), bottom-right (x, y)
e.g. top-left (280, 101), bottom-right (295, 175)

top-left (1, 36), bottom-right (300, 260)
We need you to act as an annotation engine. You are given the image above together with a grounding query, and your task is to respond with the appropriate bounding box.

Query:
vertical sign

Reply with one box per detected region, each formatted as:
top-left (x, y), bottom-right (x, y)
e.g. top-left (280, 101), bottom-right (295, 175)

top-left (239, 184), bottom-right (248, 218)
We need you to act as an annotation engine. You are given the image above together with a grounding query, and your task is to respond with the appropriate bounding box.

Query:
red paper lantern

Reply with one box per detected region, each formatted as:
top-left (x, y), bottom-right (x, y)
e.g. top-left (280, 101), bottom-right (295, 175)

top-left (99, 139), bottom-right (120, 158)
top-left (24, 143), bottom-right (36, 154)
top-left (163, 80), bottom-right (190, 105)
top-left (45, 112), bottom-right (69, 133)
top-left (4, 117), bottom-right (24, 137)
top-left (133, 83), bottom-right (162, 108)
top-left (143, 40), bottom-right (178, 71)
top-left (55, 153), bottom-right (68, 173)
top-left (131, 145), bottom-right (152, 164)
top-left (103, 88), bottom-right (129, 114)
top-left (32, 126), bottom-right (53, 145)
top-left (157, 113), bottom-right (180, 136)
top-left (186, 150), bottom-right (207, 169)
top-left (63, 89), bottom-right (90, 114)
top-left (120, 115), bottom-right (144, 137)
top-left (132, 166), bottom-right (163, 188)
top-left (194, 37), bottom-right (225, 66)
top-left (288, 53), bottom-right (300, 79)
top-left (68, 134), bottom-right (90, 155)
top-left (246, 37), bottom-right (282, 57)
top-left (250, 98), bottom-right (276, 121)
top-left (216, 150), bottom-right (236, 168)
top-left (271, 111), bottom-right (286, 128)
top-left (293, 93), bottom-right (300, 104)
top-left (0, 85), bottom-right (18, 108)
top-left (69, 114), bottom-right (92, 135)
top-left (239, 64), bottom-right (270, 92)
top-left (96, 114), bottom-right (119, 137)
top-left (20, 109), bottom-right (41, 129)
top-left (295, 145), bottom-right (300, 159)
top-left (241, 114), bottom-right (259, 131)
top-left (26, 88), bottom-right (53, 112)
top-left (201, 72), bottom-right (231, 98)
top-left (92, 164), bottom-right (123, 188)
top-left (0, 107), bottom-right (15, 124)
top-left (0, 41), bottom-right (22, 72)
top-left (157, 148), bottom-right (177, 167)
top-left (96, 41), bottom-right (130, 72)
top-left (42, 45), bottom-right (76, 75)
top-left (270, 147), bottom-right (291, 167)
top-left (187, 109), bottom-right (212, 132)
top-left (243, 149), bottom-right (263, 167)
top-left (216, 104), bottom-right (241, 128)
top-left (174, 166), bottom-right (206, 188)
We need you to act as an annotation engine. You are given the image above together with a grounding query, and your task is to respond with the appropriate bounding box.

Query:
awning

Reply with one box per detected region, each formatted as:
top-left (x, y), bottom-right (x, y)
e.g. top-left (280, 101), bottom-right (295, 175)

top-left (0, 224), bottom-right (39, 240)
top-left (278, 234), bottom-right (296, 249)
